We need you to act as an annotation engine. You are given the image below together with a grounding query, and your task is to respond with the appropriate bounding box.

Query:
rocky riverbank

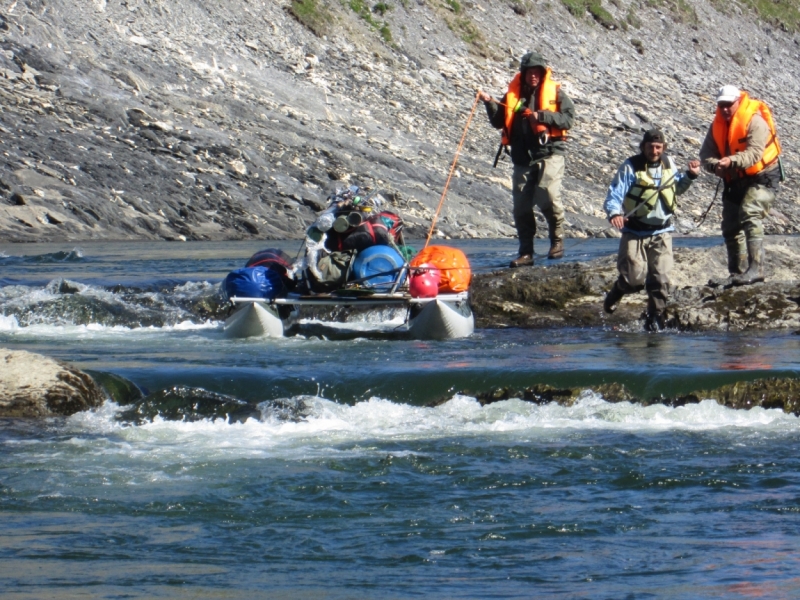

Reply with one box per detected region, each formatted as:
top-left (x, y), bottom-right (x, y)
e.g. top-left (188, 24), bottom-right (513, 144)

top-left (1, 0), bottom-right (799, 243)
top-left (470, 235), bottom-right (800, 331)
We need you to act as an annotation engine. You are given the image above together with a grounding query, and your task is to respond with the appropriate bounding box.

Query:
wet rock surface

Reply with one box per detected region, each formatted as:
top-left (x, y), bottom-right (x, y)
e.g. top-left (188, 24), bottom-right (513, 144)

top-left (470, 236), bottom-right (800, 332)
top-left (87, 369), bottom-right (145, 405)
top-left (115, 385), bottom-right (262, 425)
top-left (0, 348), bottom-right (105, 417)
top-left (457, 377), bottom-right (800, 415)
top-left (1, 0), bottom-right (798, 243)
top-left (114, 384), bottom-right (315, 424)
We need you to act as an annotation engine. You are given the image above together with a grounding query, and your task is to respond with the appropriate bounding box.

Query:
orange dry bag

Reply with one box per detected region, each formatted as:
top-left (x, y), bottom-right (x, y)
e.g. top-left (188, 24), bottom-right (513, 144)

top-left (409, 246), bottom-right (472, 293)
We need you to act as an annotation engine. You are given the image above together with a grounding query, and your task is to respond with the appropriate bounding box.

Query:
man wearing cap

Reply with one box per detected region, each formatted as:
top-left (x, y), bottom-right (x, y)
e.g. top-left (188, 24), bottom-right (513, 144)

top-left (603, 129), bottom-right (700, 331)
top-left (699, 85), bottom-right (783, 286)
top-left (478, 51), bottom-right (575, 267)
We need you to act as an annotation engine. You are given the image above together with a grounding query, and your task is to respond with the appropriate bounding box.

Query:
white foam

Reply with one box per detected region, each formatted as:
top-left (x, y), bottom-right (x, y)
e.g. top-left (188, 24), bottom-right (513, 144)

top-left (0, 277), bottom-right (225, 333)
top-left (0, 320), bottom-right (221, 338)
top-left (0, 314), bottom-right (19, 331)
top-left (298, 318), bottom-right (405, 331)
top-left (64, 393), bottom-right (800, 463)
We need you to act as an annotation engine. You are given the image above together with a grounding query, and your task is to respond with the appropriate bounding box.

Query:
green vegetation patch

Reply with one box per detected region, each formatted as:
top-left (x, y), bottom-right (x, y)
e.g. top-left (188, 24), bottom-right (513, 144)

top-left (560, 0), bottom-right (618, 28)
top-left (423, 0), bottom-right (487, 56)
top-left (508, 0), bottom-right (534, 15)
top-left (645, 0), bottom-right (697, 23)
top-left (373, 2), bottom-right (392, 16)
top-left (588, 0), bottom-right (617, 27)
top-left (446, 16), bottom-right (487, 54)
top-left (561, 0), bottom-right (586, 17)
top-left (741, 0), bottom-right (800, 31)
top-left (288, 0), bottom-right (333, 36)
top-left (626, 6), bottom-right (642, 28)
top-left (347, 0), bottom-right (394, 43)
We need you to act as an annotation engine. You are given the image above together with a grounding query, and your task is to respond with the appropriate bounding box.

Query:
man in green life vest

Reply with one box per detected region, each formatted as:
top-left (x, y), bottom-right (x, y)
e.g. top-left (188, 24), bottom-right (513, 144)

top-left (602, 129), bottom-right (700, 331)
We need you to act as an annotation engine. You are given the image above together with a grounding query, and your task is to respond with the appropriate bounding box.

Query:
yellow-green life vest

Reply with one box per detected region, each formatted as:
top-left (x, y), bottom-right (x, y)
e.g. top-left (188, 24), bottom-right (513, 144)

top-left (622, 154), bottom-right (678, 227)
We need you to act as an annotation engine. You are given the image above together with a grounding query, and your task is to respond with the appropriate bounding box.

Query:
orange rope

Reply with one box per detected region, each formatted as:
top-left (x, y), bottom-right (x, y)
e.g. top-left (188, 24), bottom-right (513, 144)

top-left (424, 89), bottom-right (482, 249)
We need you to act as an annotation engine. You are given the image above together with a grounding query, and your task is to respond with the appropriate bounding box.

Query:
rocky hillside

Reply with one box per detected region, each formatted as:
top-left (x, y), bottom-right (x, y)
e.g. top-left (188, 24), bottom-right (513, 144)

top-left (1, 0), bottom-right (798, 242)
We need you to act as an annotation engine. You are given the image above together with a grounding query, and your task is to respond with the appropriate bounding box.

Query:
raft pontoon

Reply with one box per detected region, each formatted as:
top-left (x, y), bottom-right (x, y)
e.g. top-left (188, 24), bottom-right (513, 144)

top-left (223, 292), bottom-right (474, 341)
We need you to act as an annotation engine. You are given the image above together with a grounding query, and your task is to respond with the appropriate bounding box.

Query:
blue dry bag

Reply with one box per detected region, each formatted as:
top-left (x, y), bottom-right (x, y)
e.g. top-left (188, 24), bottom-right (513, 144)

top-left (224, 267), bottom-right (286, 300)
top-left (351, 245), bottom-right (406, 290)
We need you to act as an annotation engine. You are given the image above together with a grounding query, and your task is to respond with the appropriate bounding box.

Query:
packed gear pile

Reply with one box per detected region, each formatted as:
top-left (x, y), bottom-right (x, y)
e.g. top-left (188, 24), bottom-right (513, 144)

top-left (222, 185), bottom-right (472, 303)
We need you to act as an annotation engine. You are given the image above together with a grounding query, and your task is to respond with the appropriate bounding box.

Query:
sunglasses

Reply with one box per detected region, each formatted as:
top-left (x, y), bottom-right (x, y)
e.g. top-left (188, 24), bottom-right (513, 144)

top-left (718, 101), bottom-right (735, 109)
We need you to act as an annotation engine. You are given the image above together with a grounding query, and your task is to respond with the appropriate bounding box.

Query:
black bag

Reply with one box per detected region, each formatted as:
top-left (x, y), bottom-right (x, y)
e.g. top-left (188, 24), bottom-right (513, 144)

top-left (341, 219), bottom-right (391, 252)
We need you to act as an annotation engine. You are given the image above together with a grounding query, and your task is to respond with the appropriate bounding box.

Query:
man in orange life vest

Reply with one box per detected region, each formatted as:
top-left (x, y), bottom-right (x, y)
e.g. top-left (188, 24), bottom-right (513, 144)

top-left (699, 85), bottom-right (783, 286)
top-left (479, 51), bottom-right (575, 267)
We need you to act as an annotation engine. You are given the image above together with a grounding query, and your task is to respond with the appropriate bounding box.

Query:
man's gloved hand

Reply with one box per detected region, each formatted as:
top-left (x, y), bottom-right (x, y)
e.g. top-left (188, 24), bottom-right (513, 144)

top-left (520, 108), bottom-right (538, 122)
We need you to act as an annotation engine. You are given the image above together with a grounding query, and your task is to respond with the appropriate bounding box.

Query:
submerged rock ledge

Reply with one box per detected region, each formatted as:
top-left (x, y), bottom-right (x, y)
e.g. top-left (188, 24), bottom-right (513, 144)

top-left (2, 348), bottom-right (799, 420)
top-left (470, 236), bottom-right (800, 332)
top-left (465, 378), bottom-right (800, 416)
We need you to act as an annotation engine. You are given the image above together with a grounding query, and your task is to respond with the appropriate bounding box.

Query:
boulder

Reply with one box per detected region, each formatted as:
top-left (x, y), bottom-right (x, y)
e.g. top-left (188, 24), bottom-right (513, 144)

top-left (0, 349), bottom-right (106, 417)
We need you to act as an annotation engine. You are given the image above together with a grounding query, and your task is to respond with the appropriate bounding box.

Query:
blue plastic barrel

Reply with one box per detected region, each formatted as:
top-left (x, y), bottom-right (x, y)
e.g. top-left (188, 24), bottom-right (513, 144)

top-left (351, 245), bottom-right (406, 290)
top-left (223, 266), bottom-right (286, 300)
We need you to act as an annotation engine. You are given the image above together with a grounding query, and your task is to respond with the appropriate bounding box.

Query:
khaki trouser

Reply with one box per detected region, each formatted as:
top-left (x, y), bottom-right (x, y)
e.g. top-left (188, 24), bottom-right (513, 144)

top-left (511, 154), bottom-right (565, 256)
top-left (721, 182), bottom-right (775, 259)
top-left (615, 231), bottom-right (673, 315)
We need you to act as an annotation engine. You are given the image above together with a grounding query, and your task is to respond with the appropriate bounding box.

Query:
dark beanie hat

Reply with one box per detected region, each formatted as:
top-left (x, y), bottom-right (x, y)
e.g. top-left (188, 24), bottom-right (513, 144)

top-left (520, 51), bottom-right (546, 72)
top-left (642, 129), bottom-right (666, 144)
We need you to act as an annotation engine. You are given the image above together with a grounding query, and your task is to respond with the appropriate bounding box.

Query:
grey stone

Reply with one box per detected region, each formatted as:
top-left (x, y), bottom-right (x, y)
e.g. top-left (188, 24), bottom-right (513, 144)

top-left (0, 349), bottom-right (106, 418)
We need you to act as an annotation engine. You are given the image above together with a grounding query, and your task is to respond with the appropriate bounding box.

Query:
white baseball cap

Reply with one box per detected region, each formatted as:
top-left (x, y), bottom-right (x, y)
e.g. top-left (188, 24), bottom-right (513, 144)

top-left (716, 85), bottom-right (741, 104)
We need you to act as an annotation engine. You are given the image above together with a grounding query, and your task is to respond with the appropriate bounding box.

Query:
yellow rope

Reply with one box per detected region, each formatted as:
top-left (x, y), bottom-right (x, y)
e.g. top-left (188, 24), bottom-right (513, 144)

top-left (424, 90), bottom-right (482, 248)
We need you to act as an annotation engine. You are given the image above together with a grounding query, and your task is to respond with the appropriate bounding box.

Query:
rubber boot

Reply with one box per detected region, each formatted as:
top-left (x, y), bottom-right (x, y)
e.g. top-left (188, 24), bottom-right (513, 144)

top-left (603, 282), bottom-right (625, 314)
top-left (731, 252), bottom-right (748, 275)
top-left (708, 239), bottom-right (748, 287)
top-left (547, 238), bottom-right (564, 260)
top-left (731, 239), bottom-right (765, 286)
top-left (644, 311), bottom-right (666, 332)
top-left (543, 210), bottom-right (564, 260)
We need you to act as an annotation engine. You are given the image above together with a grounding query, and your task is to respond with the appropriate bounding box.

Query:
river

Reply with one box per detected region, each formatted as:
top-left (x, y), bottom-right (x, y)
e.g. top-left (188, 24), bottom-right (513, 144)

top-left (2, 238), bottom-right (799, 598)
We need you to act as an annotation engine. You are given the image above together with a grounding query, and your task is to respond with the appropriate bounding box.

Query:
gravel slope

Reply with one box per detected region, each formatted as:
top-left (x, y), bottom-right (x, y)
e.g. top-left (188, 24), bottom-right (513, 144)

top-left (0, 0), bottom-right (797, 242)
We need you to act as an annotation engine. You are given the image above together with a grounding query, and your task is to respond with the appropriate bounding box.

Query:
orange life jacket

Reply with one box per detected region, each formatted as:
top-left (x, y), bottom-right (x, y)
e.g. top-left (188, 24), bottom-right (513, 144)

top-left (502, 68), bottom-right (567, 145)
top-left (711, 92), bottom-right (781, 178)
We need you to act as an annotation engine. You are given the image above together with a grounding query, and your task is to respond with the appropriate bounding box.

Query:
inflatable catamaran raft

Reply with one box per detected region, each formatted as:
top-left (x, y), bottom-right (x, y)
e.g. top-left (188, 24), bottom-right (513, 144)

top-left (221, 186), bottom-right (474, 340)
